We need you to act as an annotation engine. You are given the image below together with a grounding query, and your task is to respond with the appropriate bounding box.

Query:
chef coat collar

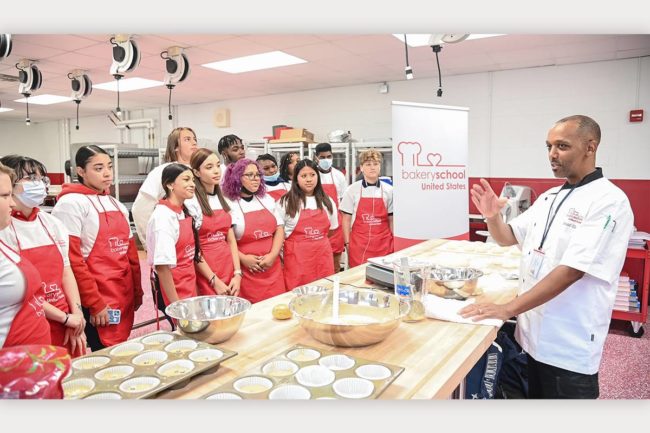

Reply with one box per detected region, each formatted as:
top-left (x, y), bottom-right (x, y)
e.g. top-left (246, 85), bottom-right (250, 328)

top-left (560, 167), bottom-right (603, 190)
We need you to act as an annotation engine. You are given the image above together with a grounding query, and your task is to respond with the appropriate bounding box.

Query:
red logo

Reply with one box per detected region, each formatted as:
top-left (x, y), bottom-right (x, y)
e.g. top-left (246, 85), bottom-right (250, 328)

top-left (397, 141), bottom-right (465, 167)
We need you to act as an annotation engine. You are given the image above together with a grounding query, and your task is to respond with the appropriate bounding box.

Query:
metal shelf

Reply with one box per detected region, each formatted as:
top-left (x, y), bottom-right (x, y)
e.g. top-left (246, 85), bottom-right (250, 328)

top-left (117, 175), bottom-right (148, 184)
top-left (104, 147), bottom-right (160, 158)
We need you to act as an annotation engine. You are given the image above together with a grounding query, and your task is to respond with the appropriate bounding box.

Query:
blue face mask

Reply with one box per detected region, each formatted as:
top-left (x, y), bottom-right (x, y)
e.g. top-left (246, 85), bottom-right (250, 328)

top-left (263, 173), bottom-right (280, 182)
top-left (318, 158), bottom-right (333, 171)
top-left (16, 180), bottom-right (47, 208)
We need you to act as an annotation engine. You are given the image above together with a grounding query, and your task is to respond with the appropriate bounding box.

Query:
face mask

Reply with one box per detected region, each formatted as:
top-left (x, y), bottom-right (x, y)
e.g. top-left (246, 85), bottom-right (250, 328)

top-left (17, 180), bottom-right (47, 208)
top-left (263, 173), bottom-right (280, 182)
top-left (318, 158), bottom-right (333, 171)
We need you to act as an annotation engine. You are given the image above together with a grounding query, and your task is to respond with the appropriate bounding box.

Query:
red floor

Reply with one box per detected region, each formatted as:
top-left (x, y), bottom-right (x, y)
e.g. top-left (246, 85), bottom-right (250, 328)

top-left (129, 260), bottom-right (650, 399)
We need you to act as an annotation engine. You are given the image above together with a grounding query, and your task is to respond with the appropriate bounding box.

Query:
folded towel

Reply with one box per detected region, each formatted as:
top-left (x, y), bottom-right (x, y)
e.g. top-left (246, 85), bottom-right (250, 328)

top-left (423, 294), bottom-right (503, 328)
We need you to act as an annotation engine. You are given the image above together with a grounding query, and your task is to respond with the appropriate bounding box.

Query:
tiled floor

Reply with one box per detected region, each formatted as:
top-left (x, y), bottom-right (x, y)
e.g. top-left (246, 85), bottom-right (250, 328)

top-left (129, 260), bottom-right (650, 399)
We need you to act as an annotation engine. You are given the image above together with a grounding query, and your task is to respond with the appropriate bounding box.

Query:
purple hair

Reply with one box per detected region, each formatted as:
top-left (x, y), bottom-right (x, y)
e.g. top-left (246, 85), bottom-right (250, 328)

top-left (221, 158), bottom-right (267, 200)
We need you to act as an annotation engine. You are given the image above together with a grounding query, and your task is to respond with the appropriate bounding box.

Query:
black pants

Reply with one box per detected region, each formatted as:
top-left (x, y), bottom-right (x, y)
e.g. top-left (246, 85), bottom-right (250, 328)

top-left (151, 272), bottom-right (176, 331)
top-left (82, 307), bottom-right (106, 352)
top-left (527, 354), bottom-right (599, 399)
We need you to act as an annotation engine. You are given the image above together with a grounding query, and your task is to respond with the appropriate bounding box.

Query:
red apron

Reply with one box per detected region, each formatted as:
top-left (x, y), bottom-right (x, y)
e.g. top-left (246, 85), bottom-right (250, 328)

top-left (267, 183), bottom-right (289, 202)
top-left (283, 207), bottom-right (334, 291)
top-left (0, 240), bottom-right (51, 348)
top-left (348, 184), bottom-right (393, 268)
top-left (10, 215), bottom-right (74, 354)
top-left (158, 201), bottom-right (198, 304)
top-left (196, 209), bottom-right (233, 296)
top-left (84, 195), bottom-right (135, 347)
top-left (321, 172), bottom-right (344, 254)
top-left (237, 197), bottom-right (285, 304)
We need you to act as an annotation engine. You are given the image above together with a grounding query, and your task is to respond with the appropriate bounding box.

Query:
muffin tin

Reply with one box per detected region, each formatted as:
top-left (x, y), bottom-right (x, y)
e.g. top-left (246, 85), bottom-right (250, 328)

top-left (201, 344), bottom-right (404, 400)
top-left (62, 331), bottom-right (237, 400)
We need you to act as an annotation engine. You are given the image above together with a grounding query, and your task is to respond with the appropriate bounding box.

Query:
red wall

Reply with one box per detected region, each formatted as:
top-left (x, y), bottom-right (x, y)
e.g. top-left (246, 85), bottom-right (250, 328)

top-left (469, 177), bottom-right (650, 232)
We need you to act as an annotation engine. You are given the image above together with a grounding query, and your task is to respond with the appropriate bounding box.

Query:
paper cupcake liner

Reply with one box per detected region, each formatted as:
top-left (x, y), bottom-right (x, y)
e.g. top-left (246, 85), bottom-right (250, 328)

top-left (295, 365), bottom-right (335, 387)
top-left (205, 392), bottom-right (243, 400)
top-left (286, 348), bottom-right (320, 362)
top-left (83, 392), bottom-right (123, 400)
top-left (261, 360), bottom-right (299, 378)
top-left (95, 365), bottom-right (135, 381)
top-left (119, 376), bottom-right (161, 394)
top-left (233, 376), bottom-right (273, 394)
top-left (355, 364), bottom-right (391, 381)
top-left (157, 360), bottom-right (196, 378)
top-left (63, 378), bottom-right (96, 399)
top-left (109, 342), bottom-right (145, 357)
top-left (318, 354), bottom-right (355, 371)
top-left (72, 356), bottom-right (110, 370)
top-left (164, 339), bottom-right (198, 354)
top-left (332, 377), bottom-right (374, 399)
top-left (141, 333), bottom-right (174, 345)
top-left (132, 351), bottom-right (168, 366)
top-left (268, 385), bottom-right (311, 400)
top-left (189, 349), bottom-right (224, 363)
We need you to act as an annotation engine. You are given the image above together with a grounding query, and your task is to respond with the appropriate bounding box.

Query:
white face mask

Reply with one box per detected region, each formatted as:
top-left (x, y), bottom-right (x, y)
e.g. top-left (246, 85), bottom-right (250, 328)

top-left (318, 158), bottom-right (333, 171)
top-left (16, 180), bottom-right (47, 208)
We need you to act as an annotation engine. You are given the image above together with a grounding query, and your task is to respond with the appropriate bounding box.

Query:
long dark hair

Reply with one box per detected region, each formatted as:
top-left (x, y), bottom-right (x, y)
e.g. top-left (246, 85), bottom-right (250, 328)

top-left (279, 151), bottom-right (298, 182)
top-left (279, 159), bottom-right (333, 218)
top-left (75, 145), bottom-right (109, 186)
top-left (0, 154), bottom-right (48, 180)
top-left (190, 148), bottom-right (230, 216)
top-left (161, 163), bottom-right (201, 263)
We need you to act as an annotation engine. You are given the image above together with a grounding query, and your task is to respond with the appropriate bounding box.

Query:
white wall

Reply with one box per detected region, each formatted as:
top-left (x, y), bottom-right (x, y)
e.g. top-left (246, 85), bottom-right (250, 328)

top-left (1, 57), bottom-right (648, 179)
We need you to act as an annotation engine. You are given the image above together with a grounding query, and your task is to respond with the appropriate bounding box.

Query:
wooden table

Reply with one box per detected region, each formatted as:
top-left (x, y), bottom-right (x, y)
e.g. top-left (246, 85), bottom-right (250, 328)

top-left (158, 239), bottom-right (518, 399)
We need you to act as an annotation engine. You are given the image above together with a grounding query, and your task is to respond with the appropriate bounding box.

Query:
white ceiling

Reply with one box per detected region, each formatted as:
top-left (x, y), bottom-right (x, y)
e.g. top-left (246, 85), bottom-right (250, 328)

top-left (1, 33), bottom-right (649, 123)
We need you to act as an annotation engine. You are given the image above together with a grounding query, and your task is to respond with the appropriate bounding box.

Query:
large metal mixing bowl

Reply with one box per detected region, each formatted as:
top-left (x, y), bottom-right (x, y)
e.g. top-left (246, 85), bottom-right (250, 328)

top-left (165, 296), bottom-right (251, 344)
top-left (414, 267), bottom-right (484, 300)
top-left (289, 288), bottom-right (410, 347)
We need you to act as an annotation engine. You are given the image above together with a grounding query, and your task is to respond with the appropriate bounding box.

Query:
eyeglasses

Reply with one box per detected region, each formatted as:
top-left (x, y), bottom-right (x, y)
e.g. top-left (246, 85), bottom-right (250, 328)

top-left (20, 174), bottom-right (51, 186)
top-left (242, 172), bottom-right (261, 180)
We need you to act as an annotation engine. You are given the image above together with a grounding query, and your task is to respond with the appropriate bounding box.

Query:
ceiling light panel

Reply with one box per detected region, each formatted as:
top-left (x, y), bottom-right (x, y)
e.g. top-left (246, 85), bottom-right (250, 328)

top-left (14, 94), bottom-right (73, 105)
top-left (393, 34), bottom-right (505, 47)
top-left (93, 77), bottom-right (165, 92)
top-left (202, 51), bottom-right (307, 73)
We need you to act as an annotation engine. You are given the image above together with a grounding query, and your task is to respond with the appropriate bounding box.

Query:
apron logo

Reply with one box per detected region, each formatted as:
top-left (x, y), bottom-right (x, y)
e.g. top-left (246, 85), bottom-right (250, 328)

top-left (184, 244), bottom-right (195, 258)
top-left (207, 231), bottom-right (226, 242)
top-left (253, 229), bottom-right (271, 240)
top-left (361, 213), bottom-right (382, 225)
top-left (41, 281), bottom-right (64, 303)
top-left (28, 294), bottom-right (46, 317)
top-left (108, 236), bottom-right (129, 255)
top-left (304, 226), bottom-right (324, 241)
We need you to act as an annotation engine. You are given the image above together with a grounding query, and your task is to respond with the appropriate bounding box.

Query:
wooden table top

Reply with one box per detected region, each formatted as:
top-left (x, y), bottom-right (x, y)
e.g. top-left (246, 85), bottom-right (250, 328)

top-left (158, 238), bottom-right (518, 400)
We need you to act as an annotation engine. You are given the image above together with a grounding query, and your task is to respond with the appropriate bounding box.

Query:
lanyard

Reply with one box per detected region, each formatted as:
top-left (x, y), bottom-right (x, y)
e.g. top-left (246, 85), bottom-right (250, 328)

top-left (538, 184), bottom-right (578, 250)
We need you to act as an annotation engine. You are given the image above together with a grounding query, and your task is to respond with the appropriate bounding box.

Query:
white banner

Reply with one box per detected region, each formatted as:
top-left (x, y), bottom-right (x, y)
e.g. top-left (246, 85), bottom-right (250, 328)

top-left (392, 101), bottom-right (469, 250)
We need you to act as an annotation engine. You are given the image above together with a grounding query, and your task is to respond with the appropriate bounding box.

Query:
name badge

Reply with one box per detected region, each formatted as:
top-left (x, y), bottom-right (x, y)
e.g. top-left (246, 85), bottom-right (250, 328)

top-left (107, 308), bottom-right (121, 325)
top-left (528, 249), bottom-right (545, 279)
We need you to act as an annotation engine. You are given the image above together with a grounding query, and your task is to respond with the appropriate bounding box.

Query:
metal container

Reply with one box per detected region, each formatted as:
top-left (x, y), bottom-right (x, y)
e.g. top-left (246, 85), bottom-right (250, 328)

top-left (415, 267), bottom-right (484, 300)
top-left (291, 285), bottom-right (329, 296)
top-left (289, 288), bottom-right (409, 347)
top-left (165, 296), bottom-right (251, 344)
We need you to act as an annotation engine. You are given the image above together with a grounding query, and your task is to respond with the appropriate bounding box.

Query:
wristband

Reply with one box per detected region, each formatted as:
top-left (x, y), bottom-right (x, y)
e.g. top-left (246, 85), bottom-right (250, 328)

top-left (209, 274), bottom-right (216, 285)
top-left (62, 313), bottom-right (70, 326)
top-left (233, 270), bottom-right (243, 276)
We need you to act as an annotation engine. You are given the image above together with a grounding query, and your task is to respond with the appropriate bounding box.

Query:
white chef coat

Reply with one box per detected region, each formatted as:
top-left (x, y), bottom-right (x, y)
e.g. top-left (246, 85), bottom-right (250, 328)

top-left (509, 172), bottom-right (634, 374)
top-left (339, 180), bottom-right (393, 227)
top-left (318, 167), bottom-right (348, 201)
top-left (277, 196), bottom-right (339, 238)
top-left (52, 194), bottom-right (132, 259)
top-left (226, 194), bottom-right (283, 240)
top-left (0, 211), bottom-right (70, 267)
top-left (146, 202), bottom-right (194, 268)
top-left (0, 240), bottom-right (25, 348)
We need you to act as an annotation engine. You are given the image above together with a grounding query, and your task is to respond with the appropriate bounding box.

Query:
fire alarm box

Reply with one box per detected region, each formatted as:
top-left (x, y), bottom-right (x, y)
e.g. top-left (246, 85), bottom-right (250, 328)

top-left (630, 109), bottom-right (643, 122)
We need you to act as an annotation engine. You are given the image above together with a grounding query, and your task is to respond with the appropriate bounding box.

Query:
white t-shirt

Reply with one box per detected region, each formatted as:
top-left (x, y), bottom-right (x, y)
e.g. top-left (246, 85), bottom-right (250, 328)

top-left (227, 195), bottom-right (283, 240)
top-left (185, 194), bottom-right (242, 230)
top-left (509, 174), bottom-right (634, 374)
top-left (265, 181), bottom-right (291, 198)
top-left (339, 180), bottom-right (394, 227)
top-left (278, 196), bottom-right (339, 238)
top-left (52, 194), bottom-right (132, 258)
top-left (0, 211), bottom-right (70, 267)
top-left (146, 202), bottom-right (193, 268)
top-left (0, 240), bottom-right (26, 348)
top-left (318, 167), bottom-right (348, 201)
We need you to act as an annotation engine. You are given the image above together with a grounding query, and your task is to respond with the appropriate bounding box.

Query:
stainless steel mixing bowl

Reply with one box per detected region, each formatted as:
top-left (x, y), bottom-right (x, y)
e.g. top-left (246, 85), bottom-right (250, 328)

top-left (289, 288), bottom-right (409, 347)
top-left (165, 296), bottom-right (251, 344)
top-left (414, 267), bottom-right (484, 300)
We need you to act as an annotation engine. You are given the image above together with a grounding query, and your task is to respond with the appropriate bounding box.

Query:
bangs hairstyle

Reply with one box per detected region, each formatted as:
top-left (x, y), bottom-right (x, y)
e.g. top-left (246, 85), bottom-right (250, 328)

top-left (0, 154), bottom-right (48, 180)
top-left (358, 149), bottom-right (383, 165)
top-left (160, 162), bottom-right (202, 263)
top-left (164, 127), bottom-right (196, 163)
top-left (190, 148), bottom-right (230, 216)
top-left (75, 145), bottom-right (109, 185)
top-left (279, 151), bottom-right (298, 181)
top-left (279, 159), bottom-right (332, 219)
top-left (0, 162), bottom-right (16, 185)
top-left (221, 158), bottom-right (266, 200)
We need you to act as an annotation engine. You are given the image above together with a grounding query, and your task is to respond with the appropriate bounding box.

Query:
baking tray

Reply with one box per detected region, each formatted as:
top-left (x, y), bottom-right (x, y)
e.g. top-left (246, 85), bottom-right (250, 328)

top-left (200, 344), bottom-right (404, 400)
top-left (62, 330), bottom-right (237, 399)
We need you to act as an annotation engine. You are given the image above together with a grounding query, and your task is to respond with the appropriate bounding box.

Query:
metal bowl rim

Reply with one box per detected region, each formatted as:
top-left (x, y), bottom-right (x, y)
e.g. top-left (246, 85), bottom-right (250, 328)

top-left (165, 295), bottom-right (252, 321)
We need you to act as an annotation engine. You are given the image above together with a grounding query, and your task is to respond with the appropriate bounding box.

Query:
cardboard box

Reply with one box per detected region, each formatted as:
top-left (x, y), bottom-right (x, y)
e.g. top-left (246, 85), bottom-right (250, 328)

top-left (278, 128), bottom-right (314, 142)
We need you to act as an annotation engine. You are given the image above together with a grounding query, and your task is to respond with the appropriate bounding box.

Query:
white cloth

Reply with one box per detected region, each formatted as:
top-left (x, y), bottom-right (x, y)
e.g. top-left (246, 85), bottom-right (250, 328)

top-left (0, 240), bottom-right (25, 348)
top-left (146, 203), bottom-right (190, 268)
top-left (339, 180), bottom-right (393, 227)
top-left (277, 196), bottom-right (339, 238)
top-left (509, 176), bottom-right (634, 374)
top-left (52, 194), bottom-right (132, 259)
top-left (227, 195), bottom-right (283, 240)
top-left (423, 295), bottom-right (503, 328)
top-left (0, 212), bottom-right (70, 267)
top-left (318, 167), bottom-right (348, 201)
